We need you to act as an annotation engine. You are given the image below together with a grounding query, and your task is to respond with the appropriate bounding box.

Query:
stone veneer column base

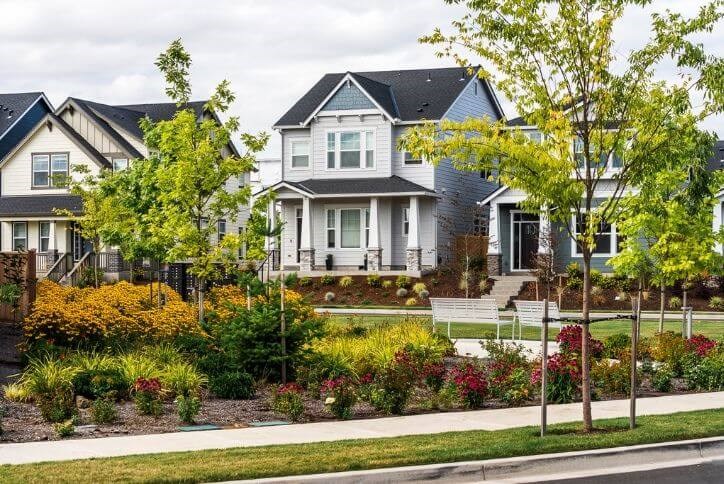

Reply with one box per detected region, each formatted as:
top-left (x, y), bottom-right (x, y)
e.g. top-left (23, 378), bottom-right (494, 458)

top-left (406, 248), bottom-right (422, 272)
top-left (487, 253), bottom-right (503, 276)
top-left (299, 249), bottom-right (315, 272)
top-left (367, 248), bottom-right (382, 271)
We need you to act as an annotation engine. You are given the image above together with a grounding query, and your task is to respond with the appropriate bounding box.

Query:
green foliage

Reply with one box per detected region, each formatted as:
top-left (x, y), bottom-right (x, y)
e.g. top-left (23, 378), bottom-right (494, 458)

top-left (668, 296), bottom-right (682, 310)
top-left (566, 277), bottom-right (582, 290)
top-left (412, 282), bottom-right (427, 295)
top-left (709, 296), bottom-right (724, 310)
top-left (652, 365), bottom-right (675, 392)
top-left (395, 275), bottom-right (411, 288)
top-left (418, 289), bottom-right (430, 300)
top-left (686, 352), bottom-right (724, 391)
top-left (566, 262), bottom-right (582, 279)
top-left (366, 274), bottom-right (382, 287)
top-left (650, 332), bottom-right (691, 376)
top-left (382, 280), bottom-right (393, 289)
top-left (90, 398), bottom-right (118, 424)
top-left (53, 420), bottom-right (75, 438)
top-left (160, 362), bottom-right (207, 398)
top-left (21, 357), bottom-right (77, 422)
top-left (298, 277), bottom-right (312, 287)
top-left (271, 385), bottom-right (304, 421)
top-left (208, 371), bottom-right (255, 399)
top-left (338, 276), bottom-right (353, 288)
top-left (405, 298), bottom-right (418, 306)
top-left (603, 333), bottom-right (631, 359)
top-left (116, 353), bottom-right (161, 391)
top-left (592, 359), bottom-right (633, 396)
top-left (589, 270), bottom-right (604, 287)
top-left (0, 283), bottom-right (22, 306)
top-left (176, 395), bottom-right (202, 424)
top-left (320, 274), bottom-right (335, 286)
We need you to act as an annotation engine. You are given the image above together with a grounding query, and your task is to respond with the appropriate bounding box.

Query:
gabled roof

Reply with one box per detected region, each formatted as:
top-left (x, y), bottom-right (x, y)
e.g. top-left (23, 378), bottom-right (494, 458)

top-left (275, 67), bottom-right (500, 127)
top-left (0, 92), bottom-right (49, 138)
top-left (259, 175), bottom-right (437, 198)
top-left (0, 195), bottom-right (83, 217)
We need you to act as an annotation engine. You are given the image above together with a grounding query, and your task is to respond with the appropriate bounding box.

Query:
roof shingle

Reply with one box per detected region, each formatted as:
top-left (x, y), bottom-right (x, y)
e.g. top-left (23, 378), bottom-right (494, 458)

top-left (0, 195), bottom-right (83, 217)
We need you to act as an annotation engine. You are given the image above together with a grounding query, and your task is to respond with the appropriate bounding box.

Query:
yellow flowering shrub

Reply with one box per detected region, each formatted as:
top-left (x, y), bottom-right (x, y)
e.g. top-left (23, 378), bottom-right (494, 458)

top-left (204, 285), bottom-right (248, 322)
top-left (25, 280), bottom-right (200, 345)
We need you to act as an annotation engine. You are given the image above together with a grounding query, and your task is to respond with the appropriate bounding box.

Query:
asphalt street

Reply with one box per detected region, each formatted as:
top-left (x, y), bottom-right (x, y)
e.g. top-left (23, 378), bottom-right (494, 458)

top-left (542, 459), bottom-right (723, 484)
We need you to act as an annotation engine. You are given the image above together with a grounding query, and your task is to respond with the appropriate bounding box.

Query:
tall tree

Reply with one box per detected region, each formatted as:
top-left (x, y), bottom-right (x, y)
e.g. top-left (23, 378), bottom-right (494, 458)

top-left (141, 39), bottom-right (268, 322)
top-left (402, 0), bottom-right (722, 431)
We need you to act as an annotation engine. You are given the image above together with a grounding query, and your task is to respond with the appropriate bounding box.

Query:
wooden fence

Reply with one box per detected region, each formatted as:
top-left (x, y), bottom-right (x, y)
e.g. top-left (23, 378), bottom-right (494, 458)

top-left (0, 249), bottom-right (37, 322)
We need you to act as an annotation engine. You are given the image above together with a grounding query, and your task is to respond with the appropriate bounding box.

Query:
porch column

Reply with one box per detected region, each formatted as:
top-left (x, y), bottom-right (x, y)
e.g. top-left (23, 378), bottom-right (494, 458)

top-left (367, 197), bottom-right (381, 271)
top-left (299, 196), bottom-right (315, 271)
top-left (406, 196), bottom-right (422, 272)
top-left (538, 206), bottom-right (552, 255)
top-left (486, 203), bottom-right (502, 275)
top-left (714, 201), bottom-right (723, 256)
top-left (48, 221), bottom-right (58, 264)
top-left (265, 198), bottom-right (279, 270)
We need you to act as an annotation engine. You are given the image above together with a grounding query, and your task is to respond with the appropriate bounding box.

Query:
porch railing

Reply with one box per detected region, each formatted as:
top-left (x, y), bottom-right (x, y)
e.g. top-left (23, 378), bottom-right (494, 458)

top-left (44, 253), bottom-right (73, 283)
top-left (64, 252), bottom-right (93, 287)
top-left (36, 252), bottom-right (61, 273)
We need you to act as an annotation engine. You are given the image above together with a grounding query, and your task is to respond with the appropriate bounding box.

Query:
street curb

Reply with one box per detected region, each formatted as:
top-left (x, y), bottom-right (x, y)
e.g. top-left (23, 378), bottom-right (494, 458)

top-left (233, 436), bottom-right (724, 483)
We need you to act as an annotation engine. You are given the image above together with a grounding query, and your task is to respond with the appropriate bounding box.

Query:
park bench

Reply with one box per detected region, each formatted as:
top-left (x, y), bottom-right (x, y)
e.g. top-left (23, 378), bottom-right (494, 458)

top-left (430, 297), bottom-right (511, 339)
top-left (512, 300), bottom-right (562, 340)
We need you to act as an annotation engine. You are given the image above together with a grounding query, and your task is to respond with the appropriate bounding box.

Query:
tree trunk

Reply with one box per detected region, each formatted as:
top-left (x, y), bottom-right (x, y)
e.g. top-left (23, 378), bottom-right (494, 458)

top-left (198, 277), bottom-right (205, 323)
top-left (658, 282), bottom-right (666, 333)
top-left (581, 253), bottom-right (593, 432)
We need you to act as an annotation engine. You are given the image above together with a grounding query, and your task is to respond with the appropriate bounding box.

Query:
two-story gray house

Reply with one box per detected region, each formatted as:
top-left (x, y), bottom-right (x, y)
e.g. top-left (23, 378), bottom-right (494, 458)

top-left (260, 67), bottom-right (503, 275)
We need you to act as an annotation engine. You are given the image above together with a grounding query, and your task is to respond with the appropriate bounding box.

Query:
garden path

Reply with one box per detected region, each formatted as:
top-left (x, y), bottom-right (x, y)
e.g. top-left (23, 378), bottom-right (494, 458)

top-left (1, 392), bottom-right (723, 466)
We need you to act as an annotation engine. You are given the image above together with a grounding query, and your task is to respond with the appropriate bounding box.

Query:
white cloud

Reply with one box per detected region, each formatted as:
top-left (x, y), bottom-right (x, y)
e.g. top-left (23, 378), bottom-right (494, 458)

top-left (1, 0), bottom-right (720, 157)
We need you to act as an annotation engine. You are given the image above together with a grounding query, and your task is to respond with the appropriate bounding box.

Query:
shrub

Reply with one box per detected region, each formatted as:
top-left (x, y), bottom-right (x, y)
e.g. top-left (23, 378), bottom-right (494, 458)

top-left (25, 280), bottom-right (199, 347)
top-left (482, 339), bottom-right (532, 403)
top-left (566, 262), bottom-right (582, 279)
top-left (650, 332), bottom-right (690, 375)
top-left (603, 333), bottom-right (631, 359)
top-left (68, 351), bottom-right (125, 400)
top-left (321, 376), bottom-right (357, 419)
top-left (421, 361), bottom-right (447, 392)
top-left (176, 395), bottom-right (202, 424)
top-left (320, 274), bottom-right (335, 285)
top-left (90, 398), bottom-right (118, 424)
top-left (652, 365), bottom-right (674, 392)
top-left (204, 287), bottom-right (326, 381)
top-left (209, 371), bottom-right (255, 399)
top-left (367, 349), bottom-right (418, 414)
top-left (590, 269), bottom-right (605, 287)
top-left (396, 288), bottom-right (408, 298)
top-left (599, 275), bottom-right (618, 290)
top-left (412, 282), bottom-right (427, 295)
top-left (382, 280), bottom-right (393, 289)
top-left (366, 274), bottom-right (382, 287)
top-left (298, 277), bottom-right (313, 287)
top-left (686, 334), bottom-right (717, 358)
top-left (395, 275), bottom-right (411, 288)
top-left (324, 292), bottom-right (335, 302)
top-left (161, 362), bottom-right (207, 398)
top-left (116, 353), bottom-right (161, 392)
top-left (556, 325), bottom-right (603, 357)
top-left (53, 420), bottom-right (75, 438)
top-left (500, 367), bottom-right (533, 405)
top-left (566, 277), bottom-right (582, 290)
top-left (339, 276), bottom-right (353, 288)
top-left (418, 289), bottom-right (430, 300)
top-left (271, 383), bottom-right (305, 421)
top-left (448, 361), bottom-right (488, 408)
top-left (668, 296), bottom-right (682, 310)
top-left (22, 357), bottom-right (77, 423)
top-left (709, 296), bottom-right (724, 310)
top-left (2, 382), bottom-right (31, 403)
top-left (405, 298), bottom-right (418, 307)
top-left (132, 377), bottom-right (163, 416)
top-left (686, 352), bottom-right (724, 391)
top-left (531, 353), bottom-right (580, 403)
top-left (591, 359), bottom-right (633, 395)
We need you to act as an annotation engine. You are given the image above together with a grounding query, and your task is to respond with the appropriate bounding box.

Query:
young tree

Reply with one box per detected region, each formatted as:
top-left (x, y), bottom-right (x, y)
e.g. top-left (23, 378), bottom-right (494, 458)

top-left (610, 158), bottom-right (724, 331)
top-left (141, 39), bottom-right (268, 322)
top-left (402, 0), bottom-right (722, 431)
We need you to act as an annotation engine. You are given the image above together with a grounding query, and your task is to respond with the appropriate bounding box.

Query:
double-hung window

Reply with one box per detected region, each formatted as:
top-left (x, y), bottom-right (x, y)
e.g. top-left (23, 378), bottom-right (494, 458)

top-left (291, 140), bottom-right (309, 168)
top-left (32, 153), bottom-right (69, 187)
top-left (340, 209), bottom-right (361, 248)
top-left (326, 210), bottom-right (336, 248)
top-left (217, 220), bottom-right (226, 243)
top-left (573, 214), bottom-right (615, 256)
top-left (402, 208), bottom-right (410, 236)
top-left (327, 131), bottom-right (375, 169)
top-left (112, 158), bottom-right (129, 172)
top-left (39, 222), bottom-right (51, 252)
top-left (12, 222), bottom-right (27, 251)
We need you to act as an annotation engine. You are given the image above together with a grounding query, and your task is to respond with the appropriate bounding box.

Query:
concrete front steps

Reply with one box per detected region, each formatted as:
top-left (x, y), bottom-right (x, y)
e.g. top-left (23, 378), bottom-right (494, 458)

top-left (488, 275), bottom-right (536, 309)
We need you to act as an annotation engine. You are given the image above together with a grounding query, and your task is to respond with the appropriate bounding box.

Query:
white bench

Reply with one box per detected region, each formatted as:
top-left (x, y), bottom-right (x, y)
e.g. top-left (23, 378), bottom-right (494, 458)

top-left (512, 300), bottom-right (562, 340)
top-left (430, 297), bottom-right (511, 339)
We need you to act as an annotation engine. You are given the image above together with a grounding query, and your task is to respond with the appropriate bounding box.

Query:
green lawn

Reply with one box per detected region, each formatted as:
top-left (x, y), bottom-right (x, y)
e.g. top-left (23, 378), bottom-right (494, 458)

top-left (1, 409), bottom-right (722, 483)
top-left (326, 314), bottom-right (724, 340)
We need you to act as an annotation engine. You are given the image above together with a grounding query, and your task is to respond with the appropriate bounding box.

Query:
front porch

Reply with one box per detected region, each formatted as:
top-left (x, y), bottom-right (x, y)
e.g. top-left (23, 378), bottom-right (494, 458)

top-left (262, 177), bottom-right (439, 276)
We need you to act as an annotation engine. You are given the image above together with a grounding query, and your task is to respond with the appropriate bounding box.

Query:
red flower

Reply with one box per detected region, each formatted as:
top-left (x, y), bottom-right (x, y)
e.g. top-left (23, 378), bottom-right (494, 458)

top-left (133, 377), bottom-right (162, 395)
top-left (277, 383), bottom-right (304, 395)
top-left (556, 325), bottom-right (603, 356)
top-left (686, 334), bottom-right (716, 357)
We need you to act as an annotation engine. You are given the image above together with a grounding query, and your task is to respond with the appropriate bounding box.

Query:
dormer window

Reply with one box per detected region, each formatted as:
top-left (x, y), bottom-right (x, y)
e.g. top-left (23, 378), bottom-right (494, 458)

top-left (32, 153), bottom-right (68, 187)
top-left (291, 140), bottom-right (310, 168)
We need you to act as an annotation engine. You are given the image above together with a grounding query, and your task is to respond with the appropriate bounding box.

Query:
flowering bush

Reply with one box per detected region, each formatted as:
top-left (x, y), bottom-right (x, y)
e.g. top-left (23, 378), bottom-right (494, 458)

top-left (686, 352), bottom-right (724, 391)
top-left (482, 339), bottom-right (532, 405)
top-left (271, 383), bottom-right (305, 421)
top-left (321, 376), bottom-right (357, 419)
top-left (650, 332), bottom-right (691, 375)
top-left (556, 325), bottom-right (603, 357)
top-left (591, 359), bottom-right (634, 395)
top-left (686, 334), bottom-right (717, 358)
top-left (448, 361), bottom-right (488, 408)
top-left (132, 377), bottom-right (163, 416)
top-left (25, 280), bottom-right (199, 347)
top-left (421, 361), bottom-right (447, 392)
top-left (531, 353), bottom-right (580, 403)
top-left (204, 285), bottom-right (247, 322)
top-left (367, 349), bottom-right (418, 414)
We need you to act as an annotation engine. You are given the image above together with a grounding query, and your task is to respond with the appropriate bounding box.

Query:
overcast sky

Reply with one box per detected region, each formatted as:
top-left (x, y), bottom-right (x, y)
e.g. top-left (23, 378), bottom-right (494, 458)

top-left (2, 0), bottom-right (721, 157)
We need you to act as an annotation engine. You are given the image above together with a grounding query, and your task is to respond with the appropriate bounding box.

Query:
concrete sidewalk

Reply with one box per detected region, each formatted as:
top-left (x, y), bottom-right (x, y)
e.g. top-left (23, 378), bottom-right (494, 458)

top-left (316, 307), bottom-right (724, 321)
top-left (1, 392), bottom-right (722, 466)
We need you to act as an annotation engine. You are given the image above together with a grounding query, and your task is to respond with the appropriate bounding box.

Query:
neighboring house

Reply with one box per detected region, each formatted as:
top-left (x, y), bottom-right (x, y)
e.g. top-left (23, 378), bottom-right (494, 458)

top-left (250, 157), bottom-right (282, 194)
top-left (260, 67), bottom-right (503, 274)
top-left (0, 95), bottom-right (248, 280)
top-left (483, 122), bottom-right (723, 275)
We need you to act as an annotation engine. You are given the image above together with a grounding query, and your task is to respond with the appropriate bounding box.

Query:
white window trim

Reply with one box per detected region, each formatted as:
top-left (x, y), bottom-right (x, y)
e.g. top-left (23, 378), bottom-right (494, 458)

top-left (572, 136), bottom-right (627, 174)
top-left (12, 221), bottom-right (27, 251)
top-left (324, 206), bottom-right (369, 250)
top-left (217, 219), bottom-right (226, 243)
top-left (402, 207), bottom-right (410, 236)
top-left (570, 213), bottom-right (618, 258)
top-left (112, 158), bottom-right (129, 173)
top-left (38, 221), bottom-right (51, 253)
top-left (326, 209), bottom-right (336, 249)
top-left (402, 151), bottom-right (423, 165)
top-left (324, 127), bottom-right (376, 172)
top-left (32, 152), bottom-right (69, 188)
top-left (290, 139), bottom-right (310, 169)
top-left (287, 136), bottom-right (311, 171)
